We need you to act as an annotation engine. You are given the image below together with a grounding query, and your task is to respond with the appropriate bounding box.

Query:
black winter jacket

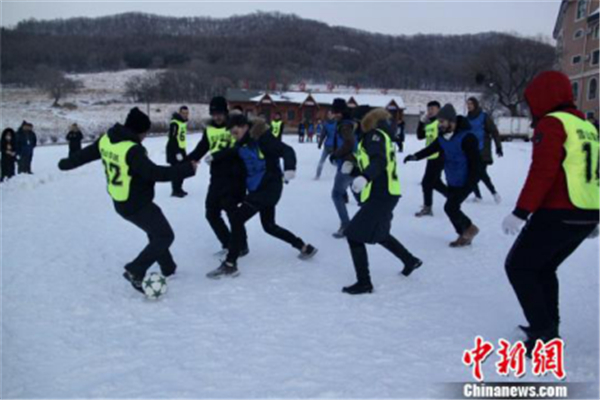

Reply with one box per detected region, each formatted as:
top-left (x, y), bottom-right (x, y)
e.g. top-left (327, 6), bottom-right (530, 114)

top-left (59, 124), bottom-right (195, 216)
top-left (166, 113), bottom-right (187, 164)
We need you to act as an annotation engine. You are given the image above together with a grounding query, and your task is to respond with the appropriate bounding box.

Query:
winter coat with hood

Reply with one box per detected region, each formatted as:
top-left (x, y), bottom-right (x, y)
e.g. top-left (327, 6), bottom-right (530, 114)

top-left (513, 71), bottom-right (599, 222)
top-left (166, 112), bottom-right (187, 163)
top-left (59, 123), bottom-right (195, 216)
top-left (353, 108), bottom-right (400, 203)
top-left (466, 100), bottom-right (503, 164)
top-left (213, 119), bottom-right (296, 208)
top-left (413, 116), bottom-right (481, 190)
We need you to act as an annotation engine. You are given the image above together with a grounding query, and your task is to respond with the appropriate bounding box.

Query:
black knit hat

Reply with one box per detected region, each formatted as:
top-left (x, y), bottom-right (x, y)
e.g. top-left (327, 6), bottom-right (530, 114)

top-left (437, 104), bottom-right (457, 123)
top-left (227, 113), bottom-right (249, 130)
top-left (331, 98), bottom-right (348, 114)
top-left (125, 107), bottom-right (151, 134)
top-left (210, 96), bottom-right (228, 115)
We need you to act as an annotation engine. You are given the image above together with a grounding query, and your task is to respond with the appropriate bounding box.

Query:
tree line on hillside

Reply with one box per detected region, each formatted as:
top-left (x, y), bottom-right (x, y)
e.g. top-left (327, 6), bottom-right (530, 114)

top-left (1, 12), bottom-right (556, 115)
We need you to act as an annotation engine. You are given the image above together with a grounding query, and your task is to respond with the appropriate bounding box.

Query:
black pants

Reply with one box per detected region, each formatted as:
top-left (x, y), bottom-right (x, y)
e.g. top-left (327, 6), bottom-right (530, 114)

top-left (444, 186), bottom-right (472, 234)
top-left (421, 157), bottom-right (447, 207)
top-left (205, 184), bottom-right (247, 250)
top-left (348, 236), bottom-right (417, 284)
top-left (227, 201), bottom-right (304, 264)
top-left (473, 164), bottom-right (497, 198)
top-left (169, 160), bottom-right (185, 194)
top-left (18, 155), bottom-right (33, 174)
top-left (121, 203), bottom-right (177, 277)
top-left (505, 212), bottom-right (596, 332)
top-left (1, 156), bottom-right (16, 181)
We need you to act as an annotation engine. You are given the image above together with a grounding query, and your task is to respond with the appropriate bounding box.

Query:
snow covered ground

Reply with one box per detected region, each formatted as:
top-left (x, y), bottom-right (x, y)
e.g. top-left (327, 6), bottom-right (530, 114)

top-left (1, 134), bottom-right (598, 398)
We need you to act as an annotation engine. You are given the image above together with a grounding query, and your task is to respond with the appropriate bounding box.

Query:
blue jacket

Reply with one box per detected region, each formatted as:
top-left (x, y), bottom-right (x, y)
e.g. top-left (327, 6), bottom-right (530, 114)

top-left (16, 128), bottom-right (37, 157)
top-left (467, 111), bottom-right (486, 151)
top-left (323, 120), bottom-right (337, 148)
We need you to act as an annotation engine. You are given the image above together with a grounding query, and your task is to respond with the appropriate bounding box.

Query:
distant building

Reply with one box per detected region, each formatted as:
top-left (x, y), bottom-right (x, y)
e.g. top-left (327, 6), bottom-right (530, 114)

top-left (554, 0), bottom-right (600, 119)
top-left (226, 90), bottom-right (405, 131)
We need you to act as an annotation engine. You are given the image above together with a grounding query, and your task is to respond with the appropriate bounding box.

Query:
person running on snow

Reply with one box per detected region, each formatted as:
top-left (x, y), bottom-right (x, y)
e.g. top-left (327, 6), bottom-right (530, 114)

top-left (270, 112), bottom-right (285, 141)
top-left (58, 108), bottom-right (198, 294)
top-left (329, 98), bottom-right (358, 239)
top-left (166, 105), bottom-right (190, 198)
top-left (466, 97), bottom-right (503, 204)
top-left (315, 113), bottom-right (337, 180)
top-left (341, 109), bottom-right (422, 295)
top-left (404, 104), bottom-right (481, 247)
top-left (501, 71), bottom-right (599, 355)
top-left (415, 101), bottom-right (448, 217)
top-left (206, 114), bottom-right (318, 279)
top-left (187, 97), bottom-right (249, 257)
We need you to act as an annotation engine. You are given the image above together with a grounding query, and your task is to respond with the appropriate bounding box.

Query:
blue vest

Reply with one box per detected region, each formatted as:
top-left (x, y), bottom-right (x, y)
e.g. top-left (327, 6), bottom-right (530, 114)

top-left (438, 130), bottom-right (471, 187)
top-left (324, 121), bottom-right (337, 148)
top-left (468, 112), bottom-right (486, 151)
top-left (238, 143), bottom-right (267, 192)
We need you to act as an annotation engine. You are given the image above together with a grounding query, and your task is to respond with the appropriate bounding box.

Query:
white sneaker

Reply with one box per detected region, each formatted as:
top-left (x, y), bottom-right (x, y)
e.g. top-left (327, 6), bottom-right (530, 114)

top-left (493, 193), bottom-right (502, 204)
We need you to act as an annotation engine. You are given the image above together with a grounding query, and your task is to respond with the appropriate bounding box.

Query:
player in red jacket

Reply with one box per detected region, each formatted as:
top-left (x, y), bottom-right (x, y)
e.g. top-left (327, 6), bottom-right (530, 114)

top-left (502, 71), bottom-right (599, 354)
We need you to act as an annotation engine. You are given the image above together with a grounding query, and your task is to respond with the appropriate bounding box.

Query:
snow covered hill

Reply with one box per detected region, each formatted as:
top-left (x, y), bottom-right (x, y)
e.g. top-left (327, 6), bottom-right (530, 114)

top-left (1, 135), bottom-right (598, 398)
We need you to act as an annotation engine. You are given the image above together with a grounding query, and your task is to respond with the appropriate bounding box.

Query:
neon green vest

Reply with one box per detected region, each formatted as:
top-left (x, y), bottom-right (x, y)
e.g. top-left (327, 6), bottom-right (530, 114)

top-left (99, 134), bottom-right (136, 202)
top-left (206, 126), bottom-right (234, 154)
top-left (171, 119), bottom-right (187, 150)
top-left (271, 120), bottom-right (283, 138)
top-left (355, 129), bottom-right (401, 202)
top-left (548, 112), bottom-right (599, 210)
top-left (425, 120), bottom-right (440, 160)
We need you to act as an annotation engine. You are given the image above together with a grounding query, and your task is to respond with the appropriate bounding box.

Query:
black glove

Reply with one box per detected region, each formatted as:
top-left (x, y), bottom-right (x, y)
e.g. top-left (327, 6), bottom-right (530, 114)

top-left (497, 148), bottom-right (504, 157)
top-left (403, 155), bottom-right (417, 164)
top-left (329, 154), bottom-right (337, 165)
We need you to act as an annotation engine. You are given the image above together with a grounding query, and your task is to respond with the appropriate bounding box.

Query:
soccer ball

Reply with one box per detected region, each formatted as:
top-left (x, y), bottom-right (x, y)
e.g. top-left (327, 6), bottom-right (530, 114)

top-left (142, 272), bottom-right (168, 300)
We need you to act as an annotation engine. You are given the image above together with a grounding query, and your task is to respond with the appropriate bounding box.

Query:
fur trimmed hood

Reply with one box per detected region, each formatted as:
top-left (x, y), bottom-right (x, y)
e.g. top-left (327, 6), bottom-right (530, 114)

top-left (249, 118), bottom-right (269, 139)
top-left (361, 108), bottom-right (391, 133)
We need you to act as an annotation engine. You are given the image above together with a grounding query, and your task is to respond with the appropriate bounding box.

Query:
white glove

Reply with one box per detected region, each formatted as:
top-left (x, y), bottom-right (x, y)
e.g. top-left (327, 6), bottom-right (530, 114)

top-left (284, 170), bottom-right (296, 181)
top-left (502, 213), bottom-right (525, 235)
top-left (204, 153), bottom-right (213, 165)
top-left (176, 153), bottom-right (184, 162)
top-left (351, 176), bottom-right (368, 194)
top-left (341, 161), bottom-right (354, 175)
top-left (587, 225), bottom-right (599, 240)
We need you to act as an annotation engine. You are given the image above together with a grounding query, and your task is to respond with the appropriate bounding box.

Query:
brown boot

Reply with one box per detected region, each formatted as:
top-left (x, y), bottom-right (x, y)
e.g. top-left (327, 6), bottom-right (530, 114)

top-left (449, 224), bottom-right (479, 247)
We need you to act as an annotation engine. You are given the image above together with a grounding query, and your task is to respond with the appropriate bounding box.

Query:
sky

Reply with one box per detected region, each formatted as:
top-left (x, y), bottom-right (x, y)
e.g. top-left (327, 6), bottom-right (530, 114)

top-left (1, 0), bottom-right (561, 38)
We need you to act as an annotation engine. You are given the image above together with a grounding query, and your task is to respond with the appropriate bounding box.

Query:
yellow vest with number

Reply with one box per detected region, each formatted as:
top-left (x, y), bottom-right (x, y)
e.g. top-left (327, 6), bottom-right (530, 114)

top-left (548, 112), bottom-right (599, 210)
top-left (206, 126), bottom-right (234, 154)
top-left (171, 119), bottom-right (187, 150)
top-left (425, 120), bottom-right (440, 160)
top-left (99, 134), bottom-right (136, 202)
top-left (271, 120), bottom-right (283, 138)
top-left (355, 129), bottom-right (401, 202)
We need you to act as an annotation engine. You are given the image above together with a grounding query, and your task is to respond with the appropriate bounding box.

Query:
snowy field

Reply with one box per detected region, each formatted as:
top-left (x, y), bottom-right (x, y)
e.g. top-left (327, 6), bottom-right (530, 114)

top-left (1, 134), bottom-right (599, 398)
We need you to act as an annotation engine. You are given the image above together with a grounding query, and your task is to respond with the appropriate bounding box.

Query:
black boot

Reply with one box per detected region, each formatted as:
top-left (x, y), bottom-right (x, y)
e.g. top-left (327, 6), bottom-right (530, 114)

top-left (123, 270), bottom-right (144, 294)
top-left (401, 258), bottom-right (423, 277)
top-left (342, 281), bottom-right (374, 295)
top-left (524, 326), bottom-right (560, 358)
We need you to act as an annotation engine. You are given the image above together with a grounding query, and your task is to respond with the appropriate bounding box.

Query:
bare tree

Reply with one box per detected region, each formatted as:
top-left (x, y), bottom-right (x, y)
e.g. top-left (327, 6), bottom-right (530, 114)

top-left (471, 35), bottom-right (555, 116)
top-left (34, 67), bottom-right (81, 106)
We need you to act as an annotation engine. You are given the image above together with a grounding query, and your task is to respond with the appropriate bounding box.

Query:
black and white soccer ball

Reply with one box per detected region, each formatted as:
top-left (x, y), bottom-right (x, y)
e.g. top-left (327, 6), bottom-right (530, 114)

top-left (142, 272), bottom-right (168, 300)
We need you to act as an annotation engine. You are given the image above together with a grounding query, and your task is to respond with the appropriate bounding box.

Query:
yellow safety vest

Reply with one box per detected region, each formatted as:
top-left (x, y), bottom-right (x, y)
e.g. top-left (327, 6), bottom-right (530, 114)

top-left (99, 134), bottom-right (136, 202)
top-left (206, 126), bottom-right (234, 154)
top-left (548, 112), bottom-right (599, 210)
top-left (355, 129), bottom-right (401, 202)
top-left (171, 119), bottom-right (187, 150)
top-left (425, 120), bottom-right (440, 160)
top-left (271, 120), bottom-right (283, 138)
